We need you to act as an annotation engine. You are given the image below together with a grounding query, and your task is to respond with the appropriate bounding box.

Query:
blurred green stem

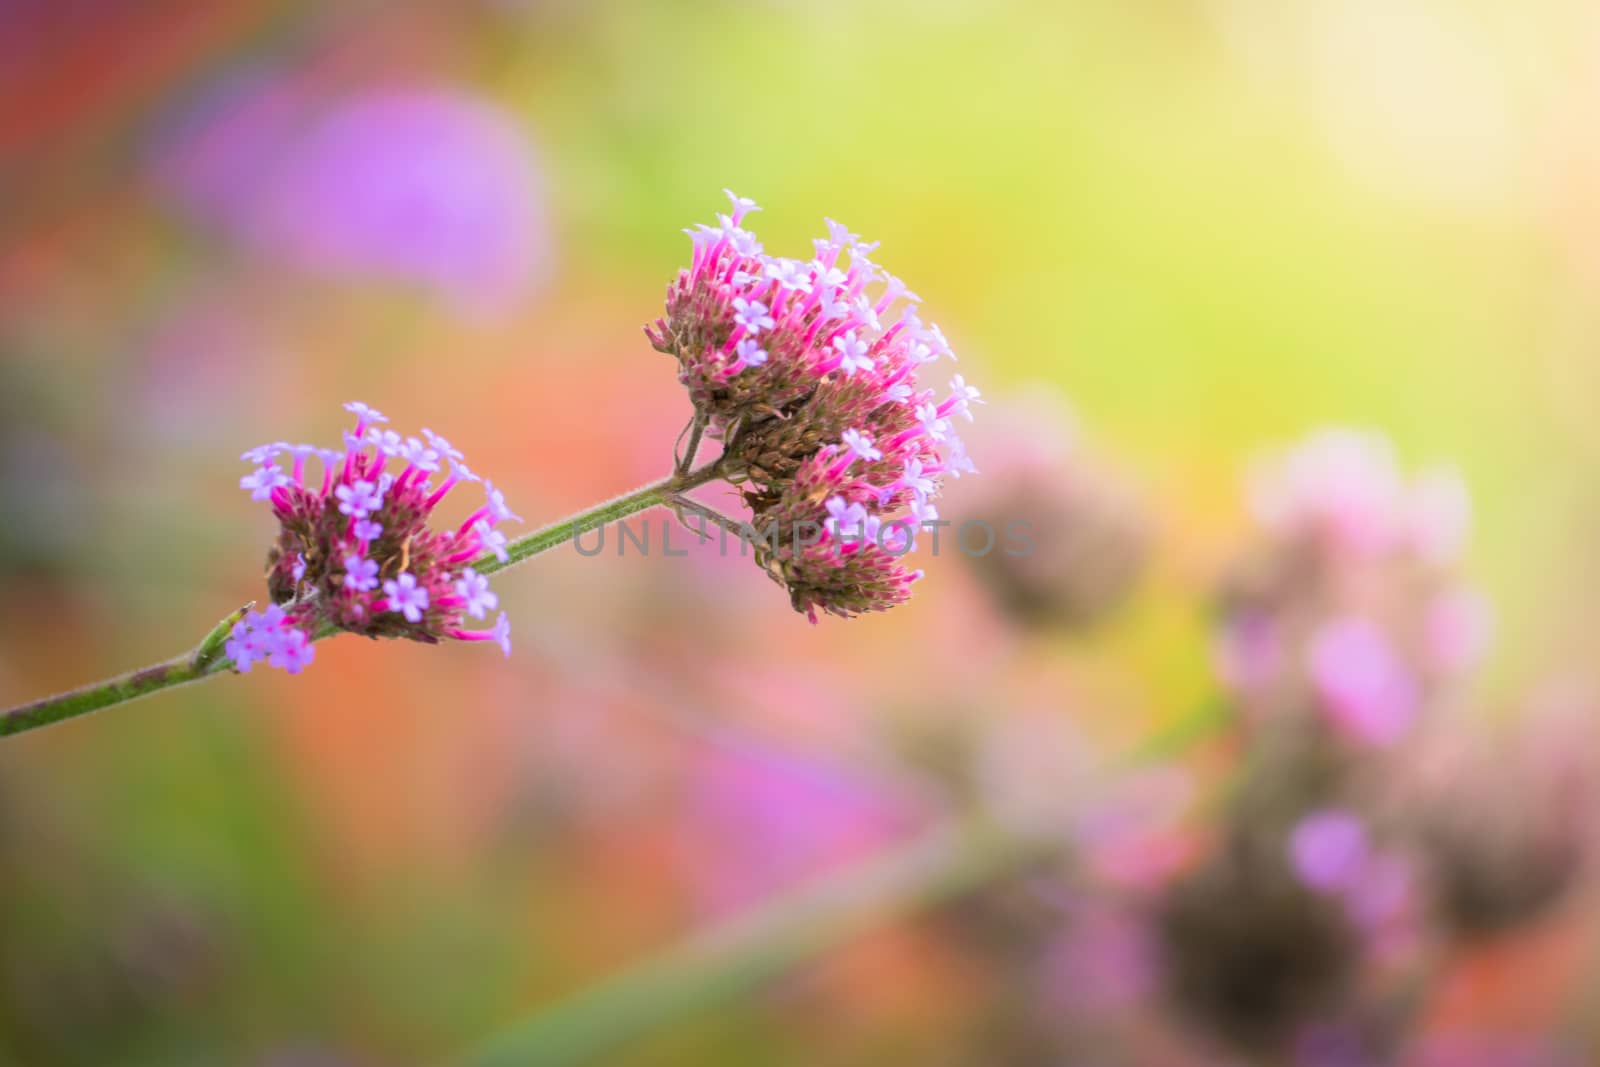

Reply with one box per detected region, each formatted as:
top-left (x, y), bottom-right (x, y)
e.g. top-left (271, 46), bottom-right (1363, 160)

top-left (461, 702), bottom-right (1234, 1066)
top-left (0, 460), bottom-right (726, 738)
top-left (464, 821), bottom-right (1028, 1067)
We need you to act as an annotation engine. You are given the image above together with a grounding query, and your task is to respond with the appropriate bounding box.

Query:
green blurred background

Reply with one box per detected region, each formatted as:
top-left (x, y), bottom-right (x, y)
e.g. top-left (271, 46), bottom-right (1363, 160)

top-left (4, 1), bottom-right (1600, 1063)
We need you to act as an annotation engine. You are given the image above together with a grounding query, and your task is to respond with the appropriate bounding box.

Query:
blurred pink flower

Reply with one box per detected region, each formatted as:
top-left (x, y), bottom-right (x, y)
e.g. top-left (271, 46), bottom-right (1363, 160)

top-left (678, 735), bottom-right (912, 916)
top-left (1308, 616), bottom-right (1419, 746)
top-left (151, 80), bottom-right (548, 316)
top-left (1248, 429), bottom-right (1405, 559)
top-left (1289, 810), bottom-right (1370, 894)
top-left (1424, 586), bottom-right (1494, 674)
top-left (1247, 429), bottom-right (1471, 565)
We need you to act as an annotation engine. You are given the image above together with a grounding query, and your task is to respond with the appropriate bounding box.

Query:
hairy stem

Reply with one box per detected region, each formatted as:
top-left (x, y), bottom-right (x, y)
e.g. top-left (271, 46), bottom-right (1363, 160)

top-left (473, 459), bottom-right (724, 577)
top-left (0, 605), bottom-right (253, 738)
top-left (666, 494), bottom-right (751, 543)
top-left (0, 461), bottom-right (726, 738)
top-left (675, 413), bottom-right (708, 477)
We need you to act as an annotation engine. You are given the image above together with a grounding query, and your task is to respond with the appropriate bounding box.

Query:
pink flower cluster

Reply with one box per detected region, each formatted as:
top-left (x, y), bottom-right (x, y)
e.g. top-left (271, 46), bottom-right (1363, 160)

top-left (1288, 809), bottom-right (1413, 940)
top-left (1246, 428), bottom-right (1468, 565)
top-left (1217, 428), bottom-right (1491, 748)
top-left (645, 191), bottom-right (980, 620)
top-left (225, 604), bottom-right (316, 675)
top-left (235, 402), bottom-right (514, 673)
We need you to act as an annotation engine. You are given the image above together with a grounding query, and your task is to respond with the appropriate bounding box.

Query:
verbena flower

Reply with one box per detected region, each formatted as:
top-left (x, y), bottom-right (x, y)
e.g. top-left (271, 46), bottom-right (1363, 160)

top-left (951, 393), bottom-right (1150, 631)
top-left (1216, 427), bottom-right (1488, 748)
top-left (234, 401), bottom-right (516, 673)
top-left (1158, 829), bottom-right (1362, 1056)
top-left (645, 191), bottom-right (980, 620)
top-left (1403, 694), bottom-right (1600, 939)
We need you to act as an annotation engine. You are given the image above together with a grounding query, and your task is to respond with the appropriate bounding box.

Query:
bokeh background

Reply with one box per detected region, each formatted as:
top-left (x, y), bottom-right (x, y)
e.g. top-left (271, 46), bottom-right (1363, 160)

top-left (5, 1), bottom-right (1600, 1064)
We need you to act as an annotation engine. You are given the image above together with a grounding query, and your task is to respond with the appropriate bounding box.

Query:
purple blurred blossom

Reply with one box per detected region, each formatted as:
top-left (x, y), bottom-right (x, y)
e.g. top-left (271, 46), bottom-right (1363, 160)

top-left (680, 735), bottom-right (910, 917)
top-left (1248, 429), bottom-right (1405, 558)
top-left (1308, 616), bottom-right (1419, 746)
top-left (1289, 810), bottom-right (1370, 894)
top-left (150, 79), bottom-right (548, 316)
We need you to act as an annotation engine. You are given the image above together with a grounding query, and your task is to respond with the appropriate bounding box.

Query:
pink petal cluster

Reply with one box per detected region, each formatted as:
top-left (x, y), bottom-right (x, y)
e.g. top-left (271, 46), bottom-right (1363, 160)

top-left (1289, 809), bottom-right (1371, 894)
top-left (224, 604), bottom-right (315, 675)
top-left (645, 191), bottom-right (979, 620)
top-left (1217, 428), bottom-right (1492, 747)
top-left (235, 402), bottom-right (515, 673)
top-left (1307, 616), bottom-right (1420, 747)
top-left (1246, 428), bottom-right (1469, 565)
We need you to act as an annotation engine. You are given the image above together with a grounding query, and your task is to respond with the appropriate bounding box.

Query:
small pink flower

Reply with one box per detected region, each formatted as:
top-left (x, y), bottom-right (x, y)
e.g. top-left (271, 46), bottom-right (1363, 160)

top-left (383, 572), bottom-right (430, 622)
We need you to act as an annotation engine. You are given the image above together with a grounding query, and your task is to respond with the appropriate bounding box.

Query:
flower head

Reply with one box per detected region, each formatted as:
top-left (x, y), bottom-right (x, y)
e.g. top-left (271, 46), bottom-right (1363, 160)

top-left (643, 193), bottom-right (982, 620)
top-left (1217, 428), bottom-right (1489, 738)
top-left (235, 403), bottom-right (520, 673)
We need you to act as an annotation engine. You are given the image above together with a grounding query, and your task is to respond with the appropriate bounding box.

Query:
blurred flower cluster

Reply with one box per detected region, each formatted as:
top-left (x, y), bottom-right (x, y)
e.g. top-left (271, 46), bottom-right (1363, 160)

top-left (895, 424), bottom-right (1600, 1067)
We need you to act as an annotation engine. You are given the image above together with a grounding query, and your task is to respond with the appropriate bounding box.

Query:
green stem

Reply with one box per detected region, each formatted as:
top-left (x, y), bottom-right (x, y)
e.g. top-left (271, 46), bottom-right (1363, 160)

top-left (464, 821), bottom-right (1025, 1067)
top-left (473, 459), bottom-right (724, 577)
top-left (0, 604), bottom-right (253, 738)
top-left (0, 462), bottom-right (725, 739)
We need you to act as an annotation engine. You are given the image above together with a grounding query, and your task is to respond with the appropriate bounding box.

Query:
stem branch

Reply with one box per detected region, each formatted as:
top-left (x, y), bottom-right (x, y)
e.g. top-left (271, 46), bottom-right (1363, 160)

top-left (0, 604), bottom-right (253, 738)
top-left (1, 460), bottom-right (725, 738)
top-left (473, 459), bottom-right (724, 577)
